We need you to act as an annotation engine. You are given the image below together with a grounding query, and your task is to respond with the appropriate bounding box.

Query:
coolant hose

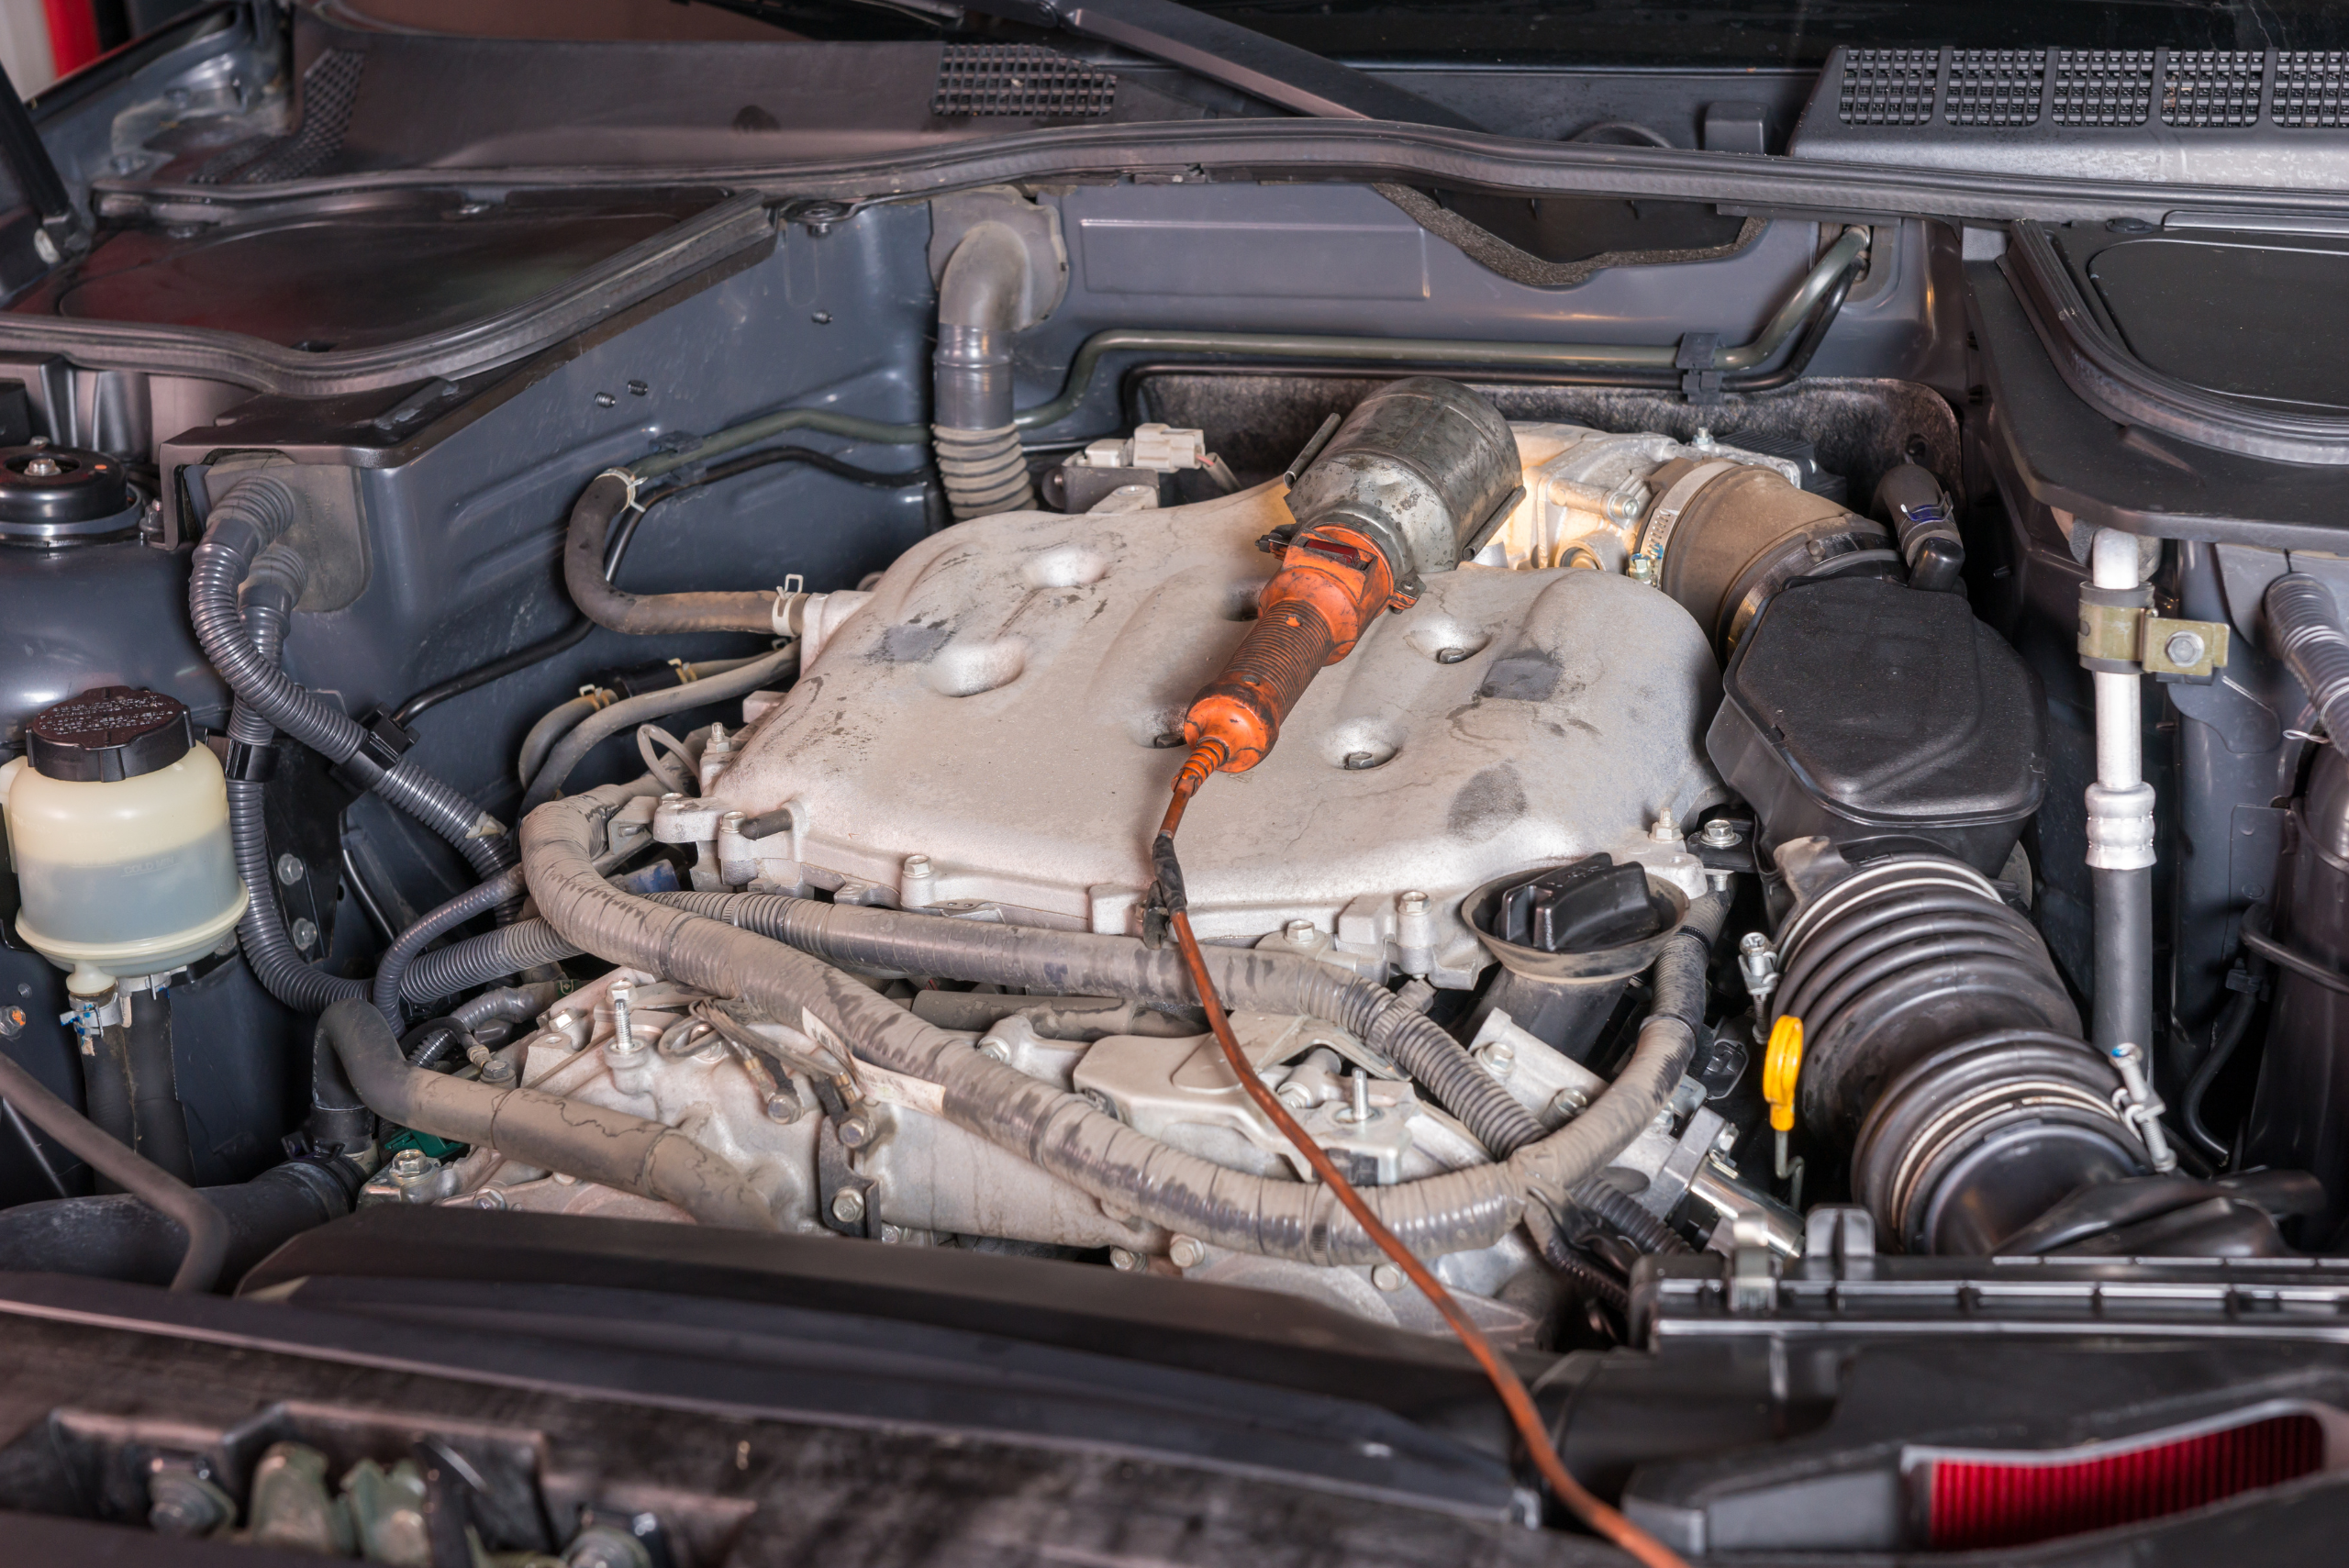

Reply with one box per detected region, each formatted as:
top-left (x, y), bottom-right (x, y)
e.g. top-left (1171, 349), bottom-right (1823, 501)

top-left (371, 868), bottom-right (529, 1025)
top-left (189, 473), bottom-right (515, 884)
top-left (316, 1000), bottom-right (777, 1230)
top-left (0, 1047), bottom-right (227, 1292)
top-left (521, 644), bottom-right (797, 810)
top-left (519, 788), bottom-right (1709, 1264)
top-left (933, 220), bottom-right (1037, 520)
top-left (562, 473), bottom-right (777, 636)
top-left (228, 549), bottom-right (368, 1012)
top-left (0, 1157), bottom-right (357, 1289)
top-left (518, 692), bottom-right (607, 786)
top-left (2268, 573), bottom-right (2349, 751)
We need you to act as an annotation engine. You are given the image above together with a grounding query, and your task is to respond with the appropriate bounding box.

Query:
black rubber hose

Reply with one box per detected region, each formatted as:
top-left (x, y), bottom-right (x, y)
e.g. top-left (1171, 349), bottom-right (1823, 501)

top-left (564, 473), bottom-right (776, 637)
top-left (188, 473), bottom-right (515, 883)
top-left (0, 1048), bottom-right (227, 1292)
top-left (120, 991), bottom-right (195, 1183)
top-left (228, 548), bottom-right (368, 1012)
top-left (0, 1158), bottom-right (356, 1289)
top-left (371, 867), bottom-right (529, 1025)
top-left (520, 644), bottom-right (797, 811)
top-left (2267, 573), bottom-right (2349, 749)
top-left (2093, 863), bottom-right (2156, 1065)
top-left (317, 1000), bottom-right (777, 1230)
top-left (2183, 968), bottom-right (2264, 1162)
top-left (80, 1021), bottom-right (135, 1176)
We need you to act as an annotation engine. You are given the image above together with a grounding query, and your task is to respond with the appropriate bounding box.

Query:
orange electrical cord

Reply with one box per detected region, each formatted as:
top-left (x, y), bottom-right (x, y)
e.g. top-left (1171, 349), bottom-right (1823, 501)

top-left (1155, 758), bottom-right (1691, 1568)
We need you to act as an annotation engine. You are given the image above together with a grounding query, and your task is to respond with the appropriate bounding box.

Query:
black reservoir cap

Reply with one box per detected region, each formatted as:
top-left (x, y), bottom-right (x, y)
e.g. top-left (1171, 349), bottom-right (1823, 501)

top-left (28, 686), bottom-right (194, 782)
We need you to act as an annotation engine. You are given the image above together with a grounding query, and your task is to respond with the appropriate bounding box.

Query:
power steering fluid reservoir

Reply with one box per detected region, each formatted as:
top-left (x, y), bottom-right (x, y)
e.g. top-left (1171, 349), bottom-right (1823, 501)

top-left (0, 686), bottom-right (248, 991)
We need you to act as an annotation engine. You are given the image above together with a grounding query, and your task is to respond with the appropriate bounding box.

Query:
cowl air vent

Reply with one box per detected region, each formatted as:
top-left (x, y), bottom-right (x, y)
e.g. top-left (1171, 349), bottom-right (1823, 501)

top-left (932, 44), bottom-right (1116, 119)
top-left (1792, 46), bottom-right (2349, 188)
top-left (192, 48), bottom-right (364, 185)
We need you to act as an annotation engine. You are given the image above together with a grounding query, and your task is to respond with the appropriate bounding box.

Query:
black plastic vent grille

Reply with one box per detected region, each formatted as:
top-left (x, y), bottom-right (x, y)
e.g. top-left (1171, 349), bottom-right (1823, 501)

top-left (1836, 49), bottom-right (1938, 127)
top-left (192, 49), bottom-right (364, 185)
top-left (2164, 50), bottom-right (2264, 127)
top-left (2050, 50), bottom-right (2155, 127)
top-left (932, 45), bottom-right (1116, 118)
top-left (2275, 51), bottom-right (2349, 128)
top-left (1947, 50), bottom-right (2045, 127)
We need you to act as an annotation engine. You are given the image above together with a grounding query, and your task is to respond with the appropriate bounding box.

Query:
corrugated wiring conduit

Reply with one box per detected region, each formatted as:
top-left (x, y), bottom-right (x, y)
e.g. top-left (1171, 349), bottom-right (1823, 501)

top-left (491, 786), bottom-right (1724, 1267)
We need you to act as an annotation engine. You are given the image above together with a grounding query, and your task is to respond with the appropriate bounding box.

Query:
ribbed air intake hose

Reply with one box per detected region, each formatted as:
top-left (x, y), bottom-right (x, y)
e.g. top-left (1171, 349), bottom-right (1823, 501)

top-left (2267, 573), bottom-right (2349, 748)
top-left (1772, 855), bottom-right (2081, 1142)
top-left (1769, 855), bottom-right (2149, 1252)
top-left (189, 473), bottom-right (515, 884)
top-left (933, 221), bottom-right (1037, 520)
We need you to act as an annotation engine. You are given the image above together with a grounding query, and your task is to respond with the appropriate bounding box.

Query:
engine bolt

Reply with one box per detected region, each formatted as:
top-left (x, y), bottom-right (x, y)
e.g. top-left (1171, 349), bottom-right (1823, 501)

top-left (2165, 629), bottom-right (2208, 666)
top-left (1475, 1040), bottom-right (1516, 1080)
top-left (1397, 889), bottom-right (1429, 916)
top-left (1698, 818), bottom-right (1742, 848)
top-left (1435, 646), bottom-right (1468, 664)
top-left (830, 1188), bottom-right (867, 1226)
top-left (1283, 918), bottom-right (1318, 947)
top-left (1109, 1247), bottom-right (1141, 1272)
top-left (473, 1188), bottom-right (507, 1210)
top-left (837, 1113), bottom-right (874, 1148)
top-left (977, 1036), bottom-right (1011, 1063)
top-left (1371, 1262), bottom-right (1404, 1293)
top-left (290, 917), bottom-right (318, 952)
top-left (1168, 1235), bottom-right (1206, 1269)
top-left (275, 852), bottom-right (306, 884)
top-left (1650, 811), bottom-right (1684, 843)
top-left (877, 1223), bottom-right (904, 1244)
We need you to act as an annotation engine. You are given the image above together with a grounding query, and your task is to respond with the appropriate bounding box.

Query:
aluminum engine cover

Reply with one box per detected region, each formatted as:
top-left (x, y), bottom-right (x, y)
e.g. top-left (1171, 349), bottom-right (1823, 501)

top-left (711, 474), bottom-right (1725, 978)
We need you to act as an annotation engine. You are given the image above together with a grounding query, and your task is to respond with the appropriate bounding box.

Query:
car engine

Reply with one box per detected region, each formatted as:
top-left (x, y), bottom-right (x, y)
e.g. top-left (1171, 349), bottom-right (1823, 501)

top-left (0, 36), bottom-right (2335, 1402)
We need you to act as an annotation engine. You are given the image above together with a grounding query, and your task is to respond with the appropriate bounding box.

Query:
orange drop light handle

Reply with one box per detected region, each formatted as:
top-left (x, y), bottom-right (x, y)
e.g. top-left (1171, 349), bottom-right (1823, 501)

top-left (1182, 524), bottom-right (1394, 774)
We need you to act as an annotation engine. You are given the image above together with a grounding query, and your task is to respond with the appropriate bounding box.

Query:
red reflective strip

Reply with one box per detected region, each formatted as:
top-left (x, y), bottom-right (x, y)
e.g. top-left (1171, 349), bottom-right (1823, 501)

top-left (1928, 1413), bottom-right (2324, 1551)
top-left (40, 0), bottom-right (101, 79)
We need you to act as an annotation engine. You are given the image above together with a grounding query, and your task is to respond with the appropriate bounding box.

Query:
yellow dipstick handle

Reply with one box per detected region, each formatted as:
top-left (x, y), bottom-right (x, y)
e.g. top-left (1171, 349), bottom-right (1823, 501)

top-left (1762, 1014), bottom-right (1804, 1183)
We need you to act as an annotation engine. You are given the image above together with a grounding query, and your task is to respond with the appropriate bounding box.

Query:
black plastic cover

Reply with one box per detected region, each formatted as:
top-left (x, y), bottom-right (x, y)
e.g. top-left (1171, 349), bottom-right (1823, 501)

top-left (1707, 576), bottom-right (2045, 873)
top-left (27, 685), bottom-right (193, 783)
top-left (0, 444), bottom-right (136, 539)
top-left (1489, 854), bottom-right (1667, 954)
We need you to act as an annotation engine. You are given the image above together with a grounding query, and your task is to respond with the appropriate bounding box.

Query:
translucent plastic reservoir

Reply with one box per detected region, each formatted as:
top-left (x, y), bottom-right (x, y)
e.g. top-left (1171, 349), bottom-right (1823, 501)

top-left (1, 734), bottom-right (248, 985)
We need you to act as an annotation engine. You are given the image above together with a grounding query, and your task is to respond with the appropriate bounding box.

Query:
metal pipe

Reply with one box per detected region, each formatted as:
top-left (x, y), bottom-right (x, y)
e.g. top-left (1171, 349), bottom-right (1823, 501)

top-left (628, 227), bottom-right (1872, 479)
top-left (2083, 528), bottom-right (2166, 1170)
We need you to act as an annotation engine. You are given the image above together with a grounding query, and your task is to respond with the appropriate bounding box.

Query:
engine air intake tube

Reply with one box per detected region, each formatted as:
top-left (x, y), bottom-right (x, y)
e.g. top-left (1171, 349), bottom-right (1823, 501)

top-left (1768, 854), bottom-right (2147, 1252)
top-left (933, 220), bottom-right (1039, 521)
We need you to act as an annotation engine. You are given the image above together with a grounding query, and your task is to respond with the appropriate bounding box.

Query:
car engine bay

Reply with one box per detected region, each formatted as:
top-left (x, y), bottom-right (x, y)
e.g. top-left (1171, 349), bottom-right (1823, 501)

top-left (8, 6), bottom-right (2349, 1562)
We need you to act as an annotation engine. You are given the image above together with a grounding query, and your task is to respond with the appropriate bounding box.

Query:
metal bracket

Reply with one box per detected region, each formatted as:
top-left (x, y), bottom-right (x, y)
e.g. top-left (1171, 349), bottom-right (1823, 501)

top-left (2076, 599), bottom-right (2230, 682)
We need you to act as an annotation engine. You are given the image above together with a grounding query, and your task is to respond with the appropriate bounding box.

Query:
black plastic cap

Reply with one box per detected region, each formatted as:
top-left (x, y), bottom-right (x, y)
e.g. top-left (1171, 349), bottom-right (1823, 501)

top-left (28, 685), bottom-right (194, 782)
top-left (0, 444), bottom-right (134, 526)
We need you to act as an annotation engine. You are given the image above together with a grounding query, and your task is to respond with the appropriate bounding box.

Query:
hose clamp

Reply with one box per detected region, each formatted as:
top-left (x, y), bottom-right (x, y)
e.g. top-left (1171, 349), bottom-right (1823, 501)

top-left (2084, 782), bottom-right (2156, 871)
top-left (1636, 459), bottom-right (1737, 564)
top-left (224, 740), bottom-right (276, 782)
